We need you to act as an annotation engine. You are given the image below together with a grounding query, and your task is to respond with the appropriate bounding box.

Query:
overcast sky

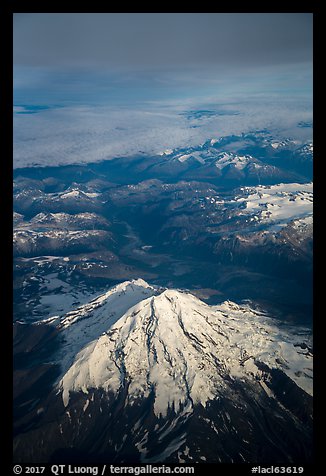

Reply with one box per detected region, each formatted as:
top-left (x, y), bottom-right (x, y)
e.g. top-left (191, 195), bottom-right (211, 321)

top-left (13, 13), bottom-right (313, 105)
top-left (14, 13), bottom-right (312, 70)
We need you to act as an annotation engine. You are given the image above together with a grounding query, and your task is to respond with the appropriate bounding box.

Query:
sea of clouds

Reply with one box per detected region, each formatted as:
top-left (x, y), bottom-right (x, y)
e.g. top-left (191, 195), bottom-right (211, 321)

top-left (13, 96), bottom-right (312, 169)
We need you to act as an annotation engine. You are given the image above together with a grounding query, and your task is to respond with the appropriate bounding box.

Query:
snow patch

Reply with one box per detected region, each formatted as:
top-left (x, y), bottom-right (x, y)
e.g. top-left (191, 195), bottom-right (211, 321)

top-left (235, 182), bottom-right (313, 228)
top-left (159, 149), bottom-right (174, 156)
top-left (215, 152), bottom-right (253, 170)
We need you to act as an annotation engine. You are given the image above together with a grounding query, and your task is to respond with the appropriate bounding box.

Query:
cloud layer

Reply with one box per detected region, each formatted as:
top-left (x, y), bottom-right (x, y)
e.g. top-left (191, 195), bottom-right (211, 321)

top-left (14, 97), bottom-right (313, 169)
top-left (13, 14), bottom-right (313, 169)
top-left (14, 13), bottom-right (312, 71)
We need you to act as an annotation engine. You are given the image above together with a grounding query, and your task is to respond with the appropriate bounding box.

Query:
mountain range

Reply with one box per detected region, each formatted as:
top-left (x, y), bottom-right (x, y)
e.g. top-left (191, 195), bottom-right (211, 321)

top-left (13, 129), bottom-right (313, 464)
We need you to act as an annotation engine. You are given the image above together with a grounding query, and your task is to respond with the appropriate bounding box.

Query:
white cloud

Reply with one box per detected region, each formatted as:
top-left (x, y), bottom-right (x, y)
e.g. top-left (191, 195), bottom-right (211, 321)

top-left (13, 97), bottom-right (312, 169)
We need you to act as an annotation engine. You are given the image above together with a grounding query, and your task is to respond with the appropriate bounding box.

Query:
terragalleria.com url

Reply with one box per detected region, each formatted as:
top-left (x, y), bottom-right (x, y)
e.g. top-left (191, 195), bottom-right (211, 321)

top-left (109, 467), bottom-right (194, 475)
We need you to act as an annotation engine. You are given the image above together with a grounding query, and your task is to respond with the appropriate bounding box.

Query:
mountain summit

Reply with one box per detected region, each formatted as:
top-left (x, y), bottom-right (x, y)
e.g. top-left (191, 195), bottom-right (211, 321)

top-left (59, 283), bottom-right (312, 414)
top-left (14, 280), bottom-right (313, 463)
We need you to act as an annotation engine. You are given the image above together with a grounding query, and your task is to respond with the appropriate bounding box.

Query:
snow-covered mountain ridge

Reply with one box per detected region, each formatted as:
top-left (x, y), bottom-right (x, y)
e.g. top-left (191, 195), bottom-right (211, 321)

top-left (41, 280), bottom-right (313, 416)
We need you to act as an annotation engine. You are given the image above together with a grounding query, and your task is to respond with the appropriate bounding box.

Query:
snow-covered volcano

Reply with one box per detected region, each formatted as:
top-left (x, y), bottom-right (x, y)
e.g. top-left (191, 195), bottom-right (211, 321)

top-left (57, 281), bottom-right (312, 415)
top-left (16, 279), bottom-right (311, 464)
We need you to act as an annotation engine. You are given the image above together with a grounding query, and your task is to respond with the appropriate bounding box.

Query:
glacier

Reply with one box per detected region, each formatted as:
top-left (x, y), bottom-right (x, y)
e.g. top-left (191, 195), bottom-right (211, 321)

top-left (38, 280), bottom-right (313, 415)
